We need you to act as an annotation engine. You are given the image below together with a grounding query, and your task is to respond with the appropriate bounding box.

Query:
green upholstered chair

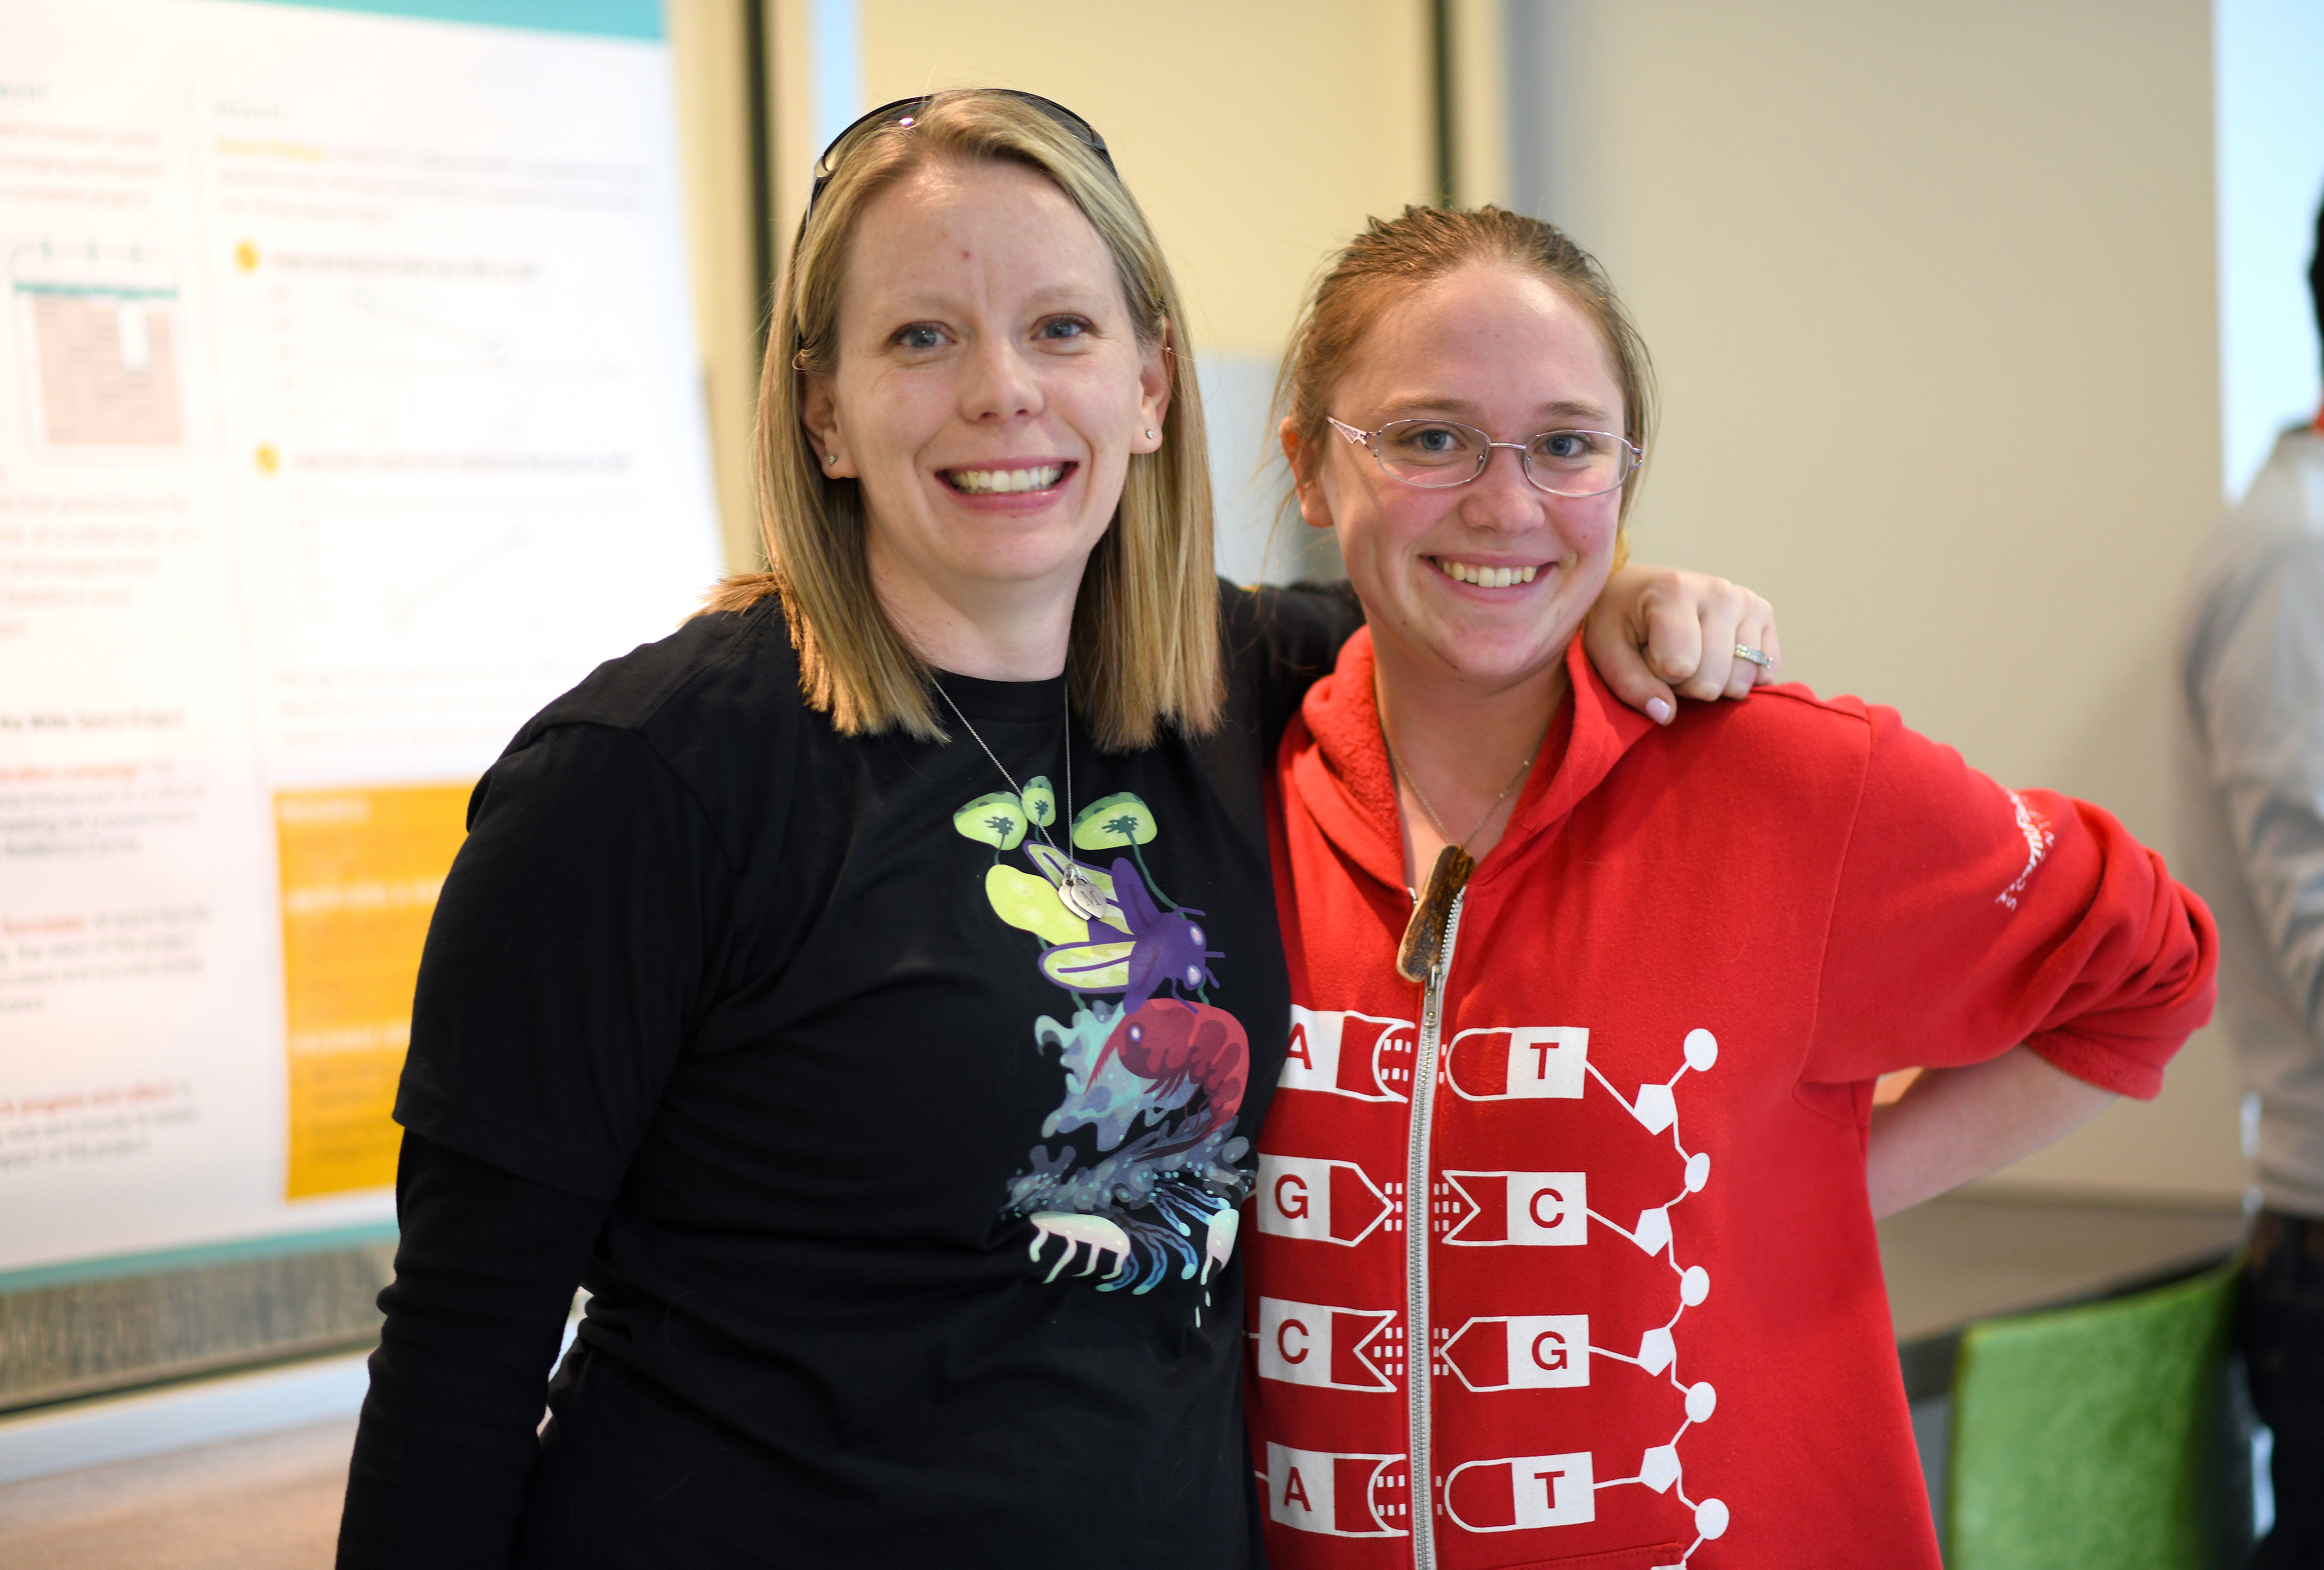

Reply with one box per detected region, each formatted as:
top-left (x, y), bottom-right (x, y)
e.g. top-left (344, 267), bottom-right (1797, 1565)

top-left (1945, 1255), bottom-right (2249, 1570)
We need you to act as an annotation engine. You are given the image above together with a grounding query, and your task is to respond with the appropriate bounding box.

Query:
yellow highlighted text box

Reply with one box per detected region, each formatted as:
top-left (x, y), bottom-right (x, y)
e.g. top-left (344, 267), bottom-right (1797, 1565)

top-left (276, 783), bottom-right (470, 1199)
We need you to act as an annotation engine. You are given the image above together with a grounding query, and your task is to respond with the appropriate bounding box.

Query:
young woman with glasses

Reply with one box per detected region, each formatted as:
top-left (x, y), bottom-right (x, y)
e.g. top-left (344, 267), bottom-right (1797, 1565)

top-left (334, 93), bottom-right (1777, 1568)
top-left (1247, 204), bottom-right (2218, 1569)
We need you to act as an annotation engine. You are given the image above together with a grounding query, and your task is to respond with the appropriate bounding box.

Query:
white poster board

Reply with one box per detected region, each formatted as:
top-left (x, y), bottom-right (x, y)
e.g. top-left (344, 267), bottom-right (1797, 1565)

top-left (0, 0), bottom-right (724, 1281)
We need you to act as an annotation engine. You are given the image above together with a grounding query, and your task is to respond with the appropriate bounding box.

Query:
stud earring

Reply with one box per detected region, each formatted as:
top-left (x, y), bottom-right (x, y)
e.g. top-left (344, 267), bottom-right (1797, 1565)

top-left (824, 453), bottom-right (836, 465)
top-left (1145, 429), bottom-right (1156, 440)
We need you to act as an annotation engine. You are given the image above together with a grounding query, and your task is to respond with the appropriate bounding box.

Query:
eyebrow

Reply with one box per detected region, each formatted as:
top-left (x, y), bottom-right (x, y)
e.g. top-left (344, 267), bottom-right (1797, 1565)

top-left (868, 280), bottom-right (1113, 319)
top-left (1373, 394), bottom-right (1615, 426)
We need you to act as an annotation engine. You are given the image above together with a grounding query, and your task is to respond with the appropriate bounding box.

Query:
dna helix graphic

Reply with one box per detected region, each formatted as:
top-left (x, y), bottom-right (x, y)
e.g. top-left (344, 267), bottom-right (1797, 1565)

top-left (1259, 1022), bottom-right (1731, 1564)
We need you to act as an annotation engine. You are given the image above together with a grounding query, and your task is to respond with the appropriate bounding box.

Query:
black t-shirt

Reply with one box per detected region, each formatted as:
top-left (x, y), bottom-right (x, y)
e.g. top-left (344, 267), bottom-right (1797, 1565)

top-left (363, 581), bottom-right (1358, 1568)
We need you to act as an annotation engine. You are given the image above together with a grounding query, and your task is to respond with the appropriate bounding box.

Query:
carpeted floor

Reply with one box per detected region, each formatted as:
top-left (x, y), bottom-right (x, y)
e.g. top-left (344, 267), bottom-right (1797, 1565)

top-left (0, 1418), bottom-right (354, 1570)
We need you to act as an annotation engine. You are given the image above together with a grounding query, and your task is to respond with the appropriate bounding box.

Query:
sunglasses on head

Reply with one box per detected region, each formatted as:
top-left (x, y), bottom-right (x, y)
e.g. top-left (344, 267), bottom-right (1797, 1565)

top-left (798, 91), bottom-right (1116, 235)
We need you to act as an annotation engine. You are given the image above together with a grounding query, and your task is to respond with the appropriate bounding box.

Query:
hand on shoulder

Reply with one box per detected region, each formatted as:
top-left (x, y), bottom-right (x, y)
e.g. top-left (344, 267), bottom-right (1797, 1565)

top-left (1586, 563), bottom-right (1781, 723)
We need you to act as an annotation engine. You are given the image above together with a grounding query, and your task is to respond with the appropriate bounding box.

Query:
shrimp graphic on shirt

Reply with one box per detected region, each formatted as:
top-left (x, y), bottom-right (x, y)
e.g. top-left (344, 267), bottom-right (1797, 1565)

top-left (952, 785), bottom-right (1252, 1310)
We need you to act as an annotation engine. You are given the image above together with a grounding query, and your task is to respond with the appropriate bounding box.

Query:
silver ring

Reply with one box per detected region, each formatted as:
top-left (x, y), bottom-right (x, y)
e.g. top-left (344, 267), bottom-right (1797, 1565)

top-left (1734, 643), bottom-right (1773, 670)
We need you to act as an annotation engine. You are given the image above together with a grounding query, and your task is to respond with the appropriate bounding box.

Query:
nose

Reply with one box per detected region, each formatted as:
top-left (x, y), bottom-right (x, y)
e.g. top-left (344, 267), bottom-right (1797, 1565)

top-left (1460, 442), bottom-right (1544, 532)
top-left (959, 335), bottom-right (1043, 424)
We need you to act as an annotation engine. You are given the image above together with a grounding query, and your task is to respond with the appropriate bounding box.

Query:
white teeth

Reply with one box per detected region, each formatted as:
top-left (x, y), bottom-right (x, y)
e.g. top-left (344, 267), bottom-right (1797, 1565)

top-left (948, 465), bottom-right (1065, 494)
top-left (1435, 559), bottom-right (1539, 587)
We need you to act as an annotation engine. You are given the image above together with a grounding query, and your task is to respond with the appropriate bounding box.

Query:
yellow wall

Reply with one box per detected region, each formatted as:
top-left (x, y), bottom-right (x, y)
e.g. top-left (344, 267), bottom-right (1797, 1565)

top-left (666, 0), bottom-right (767, 574)
top-left (848, 1), bottom-right (1434, 361)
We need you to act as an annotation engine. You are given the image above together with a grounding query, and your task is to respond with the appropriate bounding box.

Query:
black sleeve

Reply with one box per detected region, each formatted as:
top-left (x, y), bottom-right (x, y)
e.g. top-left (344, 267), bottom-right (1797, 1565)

top-left (394, 720), bottom-right (736, 1197)
top-left (337, 1132), bottom-right (608, 1570)
top-left (1223, 578), bottom-right (1365, 756)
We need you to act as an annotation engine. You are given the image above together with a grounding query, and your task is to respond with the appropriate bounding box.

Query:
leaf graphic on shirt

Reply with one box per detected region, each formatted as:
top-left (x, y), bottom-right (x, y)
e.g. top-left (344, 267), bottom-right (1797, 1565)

top-left (1071, 792), bottom-right (1156, 850)
top-left (954, 792), bottom-right (1029, 852)
top-left (1070, 792), bottom-right (1174, 910)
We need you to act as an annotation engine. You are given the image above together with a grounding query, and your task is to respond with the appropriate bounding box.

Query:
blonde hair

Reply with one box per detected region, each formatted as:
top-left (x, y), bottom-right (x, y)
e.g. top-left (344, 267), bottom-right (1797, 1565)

top-left (704, 91), bottom-right (1221, 752)
top-left (1276, 205), bottom-right (1656, 564)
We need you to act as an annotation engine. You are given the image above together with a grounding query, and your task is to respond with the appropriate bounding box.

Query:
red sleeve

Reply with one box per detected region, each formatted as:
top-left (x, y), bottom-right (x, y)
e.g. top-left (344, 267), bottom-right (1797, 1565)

top-left (1802, 703), bottom-right (2217, 1099)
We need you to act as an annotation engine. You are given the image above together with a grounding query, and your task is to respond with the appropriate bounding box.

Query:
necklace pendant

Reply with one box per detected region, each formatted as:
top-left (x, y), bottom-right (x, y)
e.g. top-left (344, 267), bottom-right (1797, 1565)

top-left (1397, 843), bottom-right (1476, 984)
top-left (1057, 867), bottom-right (1106, 922)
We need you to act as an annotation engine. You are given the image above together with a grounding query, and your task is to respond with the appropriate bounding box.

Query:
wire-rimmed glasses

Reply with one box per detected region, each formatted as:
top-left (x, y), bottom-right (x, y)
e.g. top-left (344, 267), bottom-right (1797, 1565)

top-left (1326, 415), bottom-right (1641, 498)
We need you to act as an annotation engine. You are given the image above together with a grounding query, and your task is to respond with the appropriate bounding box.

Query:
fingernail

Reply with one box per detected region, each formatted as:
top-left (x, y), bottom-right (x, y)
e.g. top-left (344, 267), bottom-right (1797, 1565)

top-left (1646, 697), bottom-right (1673, 725)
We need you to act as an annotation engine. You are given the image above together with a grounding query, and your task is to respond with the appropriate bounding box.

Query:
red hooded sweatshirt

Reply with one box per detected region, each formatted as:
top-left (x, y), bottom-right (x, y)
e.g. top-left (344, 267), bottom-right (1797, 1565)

top-left (1250, 630), bottom-right (2216, 1570)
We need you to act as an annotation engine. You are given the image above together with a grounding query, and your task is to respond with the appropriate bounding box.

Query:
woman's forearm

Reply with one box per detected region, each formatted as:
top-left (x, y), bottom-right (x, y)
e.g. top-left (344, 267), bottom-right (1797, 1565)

top-left (337, 1133), bottom-right (606, 1569)
top-left (1864, 1046), bottom-right (2117, 1219)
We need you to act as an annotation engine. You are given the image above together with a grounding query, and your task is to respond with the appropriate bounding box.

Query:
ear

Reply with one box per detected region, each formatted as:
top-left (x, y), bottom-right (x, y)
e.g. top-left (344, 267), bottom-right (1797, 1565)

top-left (1281, 417), bottom-right (1334, 531)
top-left (1133, 326), bottom-right (1173, 454)
top-left (799, 371), bottom-right (853, 477)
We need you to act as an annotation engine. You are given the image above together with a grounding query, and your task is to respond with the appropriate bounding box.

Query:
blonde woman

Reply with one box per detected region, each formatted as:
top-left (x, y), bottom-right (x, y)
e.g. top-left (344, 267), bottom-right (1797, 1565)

top-left (335, 96), bottom-right (1772, 1569)
top-left (1249, 205), bottom-right (2216, 1569)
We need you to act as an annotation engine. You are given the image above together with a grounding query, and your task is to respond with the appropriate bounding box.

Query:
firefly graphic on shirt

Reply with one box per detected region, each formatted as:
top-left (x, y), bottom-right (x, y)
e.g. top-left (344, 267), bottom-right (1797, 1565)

top-left (952, 783), bottom-right (1251, 1312)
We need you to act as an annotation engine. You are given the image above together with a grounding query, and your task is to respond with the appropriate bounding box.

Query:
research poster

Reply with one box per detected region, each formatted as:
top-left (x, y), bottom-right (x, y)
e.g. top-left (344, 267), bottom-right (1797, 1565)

top-left (0, 0), bottom-right (725, 1276)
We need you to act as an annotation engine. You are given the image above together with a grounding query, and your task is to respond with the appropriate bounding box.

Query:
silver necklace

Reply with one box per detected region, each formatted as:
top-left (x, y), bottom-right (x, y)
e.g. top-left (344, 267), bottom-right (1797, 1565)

top-left (1380, 724), bottom-right (1537, 854)
top-left (933, 678), bottom-right (1106, 922)
top-left (1378, 717), bottom-right (1537, 985)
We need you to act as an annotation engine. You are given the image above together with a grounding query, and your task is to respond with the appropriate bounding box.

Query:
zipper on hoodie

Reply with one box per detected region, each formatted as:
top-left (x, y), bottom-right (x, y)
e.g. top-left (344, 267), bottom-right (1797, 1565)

top-left (1406, 888), bottom-right (1464, 1570)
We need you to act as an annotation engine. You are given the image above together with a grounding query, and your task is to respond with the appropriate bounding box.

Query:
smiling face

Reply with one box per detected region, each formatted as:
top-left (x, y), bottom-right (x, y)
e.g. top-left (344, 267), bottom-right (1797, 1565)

top-left (802, 158), bottom-right (1167, 650)
top-left (1292, 262), bottom-right (1625, 699)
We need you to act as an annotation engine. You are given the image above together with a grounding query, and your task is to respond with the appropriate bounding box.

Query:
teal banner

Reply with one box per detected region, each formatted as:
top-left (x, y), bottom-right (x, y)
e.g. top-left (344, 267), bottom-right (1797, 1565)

top-left (0, 1221), bottom-right (402, 1293)
top-left (236, 0), bottom-right (663, 42)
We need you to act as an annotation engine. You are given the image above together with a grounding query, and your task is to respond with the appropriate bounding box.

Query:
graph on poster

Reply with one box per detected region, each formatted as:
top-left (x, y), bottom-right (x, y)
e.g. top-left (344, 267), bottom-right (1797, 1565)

top-left (0, 0), bottom-right (722, 1276)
